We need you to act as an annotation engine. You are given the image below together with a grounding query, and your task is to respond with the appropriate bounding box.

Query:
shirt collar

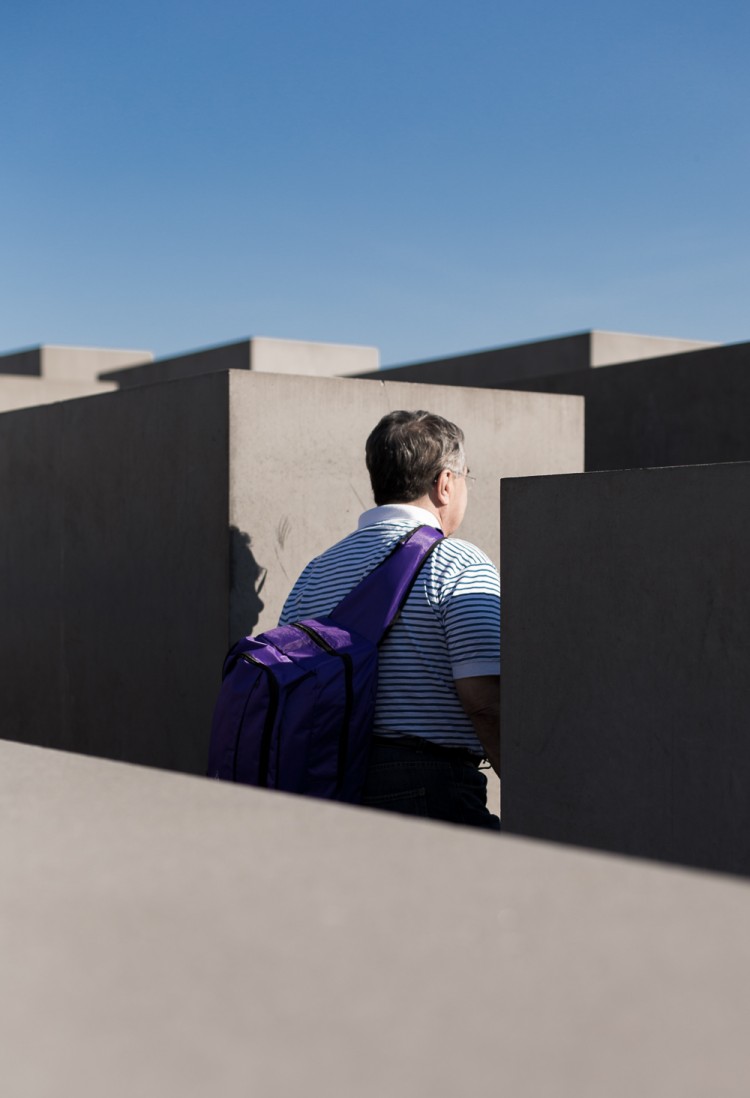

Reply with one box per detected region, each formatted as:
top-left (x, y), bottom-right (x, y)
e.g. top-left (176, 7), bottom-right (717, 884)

top-left (357, 503), bottom-right (443, 531)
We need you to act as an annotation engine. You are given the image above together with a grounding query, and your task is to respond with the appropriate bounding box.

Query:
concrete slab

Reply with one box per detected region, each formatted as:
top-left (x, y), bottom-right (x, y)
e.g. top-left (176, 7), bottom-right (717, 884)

top-left (501, 461), bottom-right (750, 877)
top-left (589, 330), bottom-right (718, 367)
top-left (0, 376), bottom-right (116, 412)
top-left (500, 339), bottom-right (750, 470)
top-left (2, 738), bottom-right (750, 1098)
top-left (358, 330), bottom-right (717, 387)
top-left (0, 375), bottom-right (229, 775)
top-left (100, 337), bottom-right (379, 388)
top-left (0, 345), bottom-right (153, 383)
top-left (0, 370), bottom-right (582, 813)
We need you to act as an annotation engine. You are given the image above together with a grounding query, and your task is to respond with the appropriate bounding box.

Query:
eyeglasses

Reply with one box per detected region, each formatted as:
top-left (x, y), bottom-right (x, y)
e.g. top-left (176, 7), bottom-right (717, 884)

top-left (433, 468), bottom-right (476, 485)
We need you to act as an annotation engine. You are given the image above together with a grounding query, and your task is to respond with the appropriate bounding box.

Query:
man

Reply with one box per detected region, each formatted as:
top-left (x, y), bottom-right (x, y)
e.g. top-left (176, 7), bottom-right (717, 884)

top-left (279, 410), bottom-right (501, 830)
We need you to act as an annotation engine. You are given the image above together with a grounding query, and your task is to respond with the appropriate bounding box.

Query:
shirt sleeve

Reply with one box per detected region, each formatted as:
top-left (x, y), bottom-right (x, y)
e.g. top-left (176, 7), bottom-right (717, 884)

top-left (278, 560), bottom-right (314, 626)
top-left (436, 557), bottom-right (501, 679)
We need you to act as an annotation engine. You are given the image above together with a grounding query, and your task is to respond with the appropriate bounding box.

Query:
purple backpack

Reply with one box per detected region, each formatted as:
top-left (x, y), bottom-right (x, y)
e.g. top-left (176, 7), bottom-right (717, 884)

top-left (207, 525), bottom-right (443, 802)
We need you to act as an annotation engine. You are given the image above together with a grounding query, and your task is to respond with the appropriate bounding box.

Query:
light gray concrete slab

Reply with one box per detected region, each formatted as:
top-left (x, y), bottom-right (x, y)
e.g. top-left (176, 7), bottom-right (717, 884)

top-left (589, 330), bottom-right (717, 367)
top-left (2, 738), bottom-right (750, 1098)
top-left (227, 374), bottom-right (582, 819)
top-left (101, 337), bottom-right (378, 388)
top-left (250, 335), bottom-right (378, 375)
top-left (228, 372), bottom-right (584, 639)
top-left (0, 376), bottom-right (116, 412)
top-left (502, 461), bottom-right (750, 876)
top-left (0, 345), bottom-right (152, 382)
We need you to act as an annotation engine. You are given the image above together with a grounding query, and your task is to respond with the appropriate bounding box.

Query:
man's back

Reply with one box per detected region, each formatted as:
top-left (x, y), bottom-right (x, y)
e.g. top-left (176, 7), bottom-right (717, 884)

top-left (280, 504), bottom-right (500, 756)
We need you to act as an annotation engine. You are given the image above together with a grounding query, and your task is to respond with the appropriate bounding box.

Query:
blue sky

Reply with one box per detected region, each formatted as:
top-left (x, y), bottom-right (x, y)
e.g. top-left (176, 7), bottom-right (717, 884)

top-left (2, 0), bottom-right (749, 365)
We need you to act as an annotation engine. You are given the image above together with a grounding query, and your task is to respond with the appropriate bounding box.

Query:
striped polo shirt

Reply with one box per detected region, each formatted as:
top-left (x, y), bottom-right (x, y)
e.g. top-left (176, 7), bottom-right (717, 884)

top-left (278, 504), bottom-right (501, 753)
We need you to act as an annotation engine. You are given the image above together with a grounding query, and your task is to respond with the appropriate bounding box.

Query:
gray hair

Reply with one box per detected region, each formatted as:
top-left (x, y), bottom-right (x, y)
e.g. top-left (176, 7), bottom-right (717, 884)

top-left (365, 410), bottom-right (465, 506)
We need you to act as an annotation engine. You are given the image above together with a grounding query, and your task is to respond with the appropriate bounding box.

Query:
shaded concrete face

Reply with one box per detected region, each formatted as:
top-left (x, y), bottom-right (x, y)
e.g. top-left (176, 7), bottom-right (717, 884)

top-left (358, 330), bottom-right (716, 387)
top-left (500, 339), bottom-right (750, 470)
top-left (4, 738), bottom-right (750, 1098)
top-left (0, 375), bottom-right (229, 774)
top-left (101, 337), bottom-right (378, 388)
top-left (0, 370), bottom-right (582, 779)
top-left (0, 376), bottom-right (117, 412)
top-left (501, 462), bottom-right (750, 877)
top-left (0, 345), bottom-right (152, 383)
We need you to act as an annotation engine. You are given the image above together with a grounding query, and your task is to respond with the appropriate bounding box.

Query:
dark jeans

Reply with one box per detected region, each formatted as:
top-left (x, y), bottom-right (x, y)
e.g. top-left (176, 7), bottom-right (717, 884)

top-left (361, 736), bottom-right (501, 831)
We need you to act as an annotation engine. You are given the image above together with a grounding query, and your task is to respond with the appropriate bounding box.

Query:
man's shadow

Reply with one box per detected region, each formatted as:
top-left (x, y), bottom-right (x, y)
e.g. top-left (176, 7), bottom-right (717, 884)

top-left (229, 526), bottom-right (267, 643)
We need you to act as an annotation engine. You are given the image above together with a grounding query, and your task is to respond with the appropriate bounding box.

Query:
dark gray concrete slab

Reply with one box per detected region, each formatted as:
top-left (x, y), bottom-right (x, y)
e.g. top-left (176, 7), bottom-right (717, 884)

top-left (101, 339), bottom-right (253, 387)
top-left (361, 332), bottom-right (594, 384)
top-left (500, 339), bottom-right (750, 470)
top-left (501, 461), bottom-right (750, 876)
top-left (4, 738), bottom-right (750, 1098)
top-left (101, 336), bottom-right (377, 387)
top-left (0, 375), bottom-right (229, 773)
top-left (359, 330), bottom-right (715, 386)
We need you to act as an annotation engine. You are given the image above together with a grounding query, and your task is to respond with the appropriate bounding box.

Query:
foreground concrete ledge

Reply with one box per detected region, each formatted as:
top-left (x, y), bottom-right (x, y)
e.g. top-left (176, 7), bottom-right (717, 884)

top-left (2, 738), bottom-right (750, 1097)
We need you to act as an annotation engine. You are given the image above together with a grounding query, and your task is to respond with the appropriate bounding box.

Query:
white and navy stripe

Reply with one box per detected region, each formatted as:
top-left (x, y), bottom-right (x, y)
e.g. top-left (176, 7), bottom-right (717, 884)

top-left (279, 505), bottom-right (500, 753)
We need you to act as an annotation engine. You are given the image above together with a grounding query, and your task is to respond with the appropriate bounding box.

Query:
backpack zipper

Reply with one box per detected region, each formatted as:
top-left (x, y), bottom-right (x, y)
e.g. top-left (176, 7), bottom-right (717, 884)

top-left (240, 654), bottom-right (279, 787)
top-left (292, 623), bottom-right (354, 792)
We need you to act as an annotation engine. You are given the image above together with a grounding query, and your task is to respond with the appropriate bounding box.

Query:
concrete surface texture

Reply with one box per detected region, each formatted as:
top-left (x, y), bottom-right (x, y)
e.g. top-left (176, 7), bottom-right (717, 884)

top-left (0, 344), bottom-right (153, 383)
top-left (0, 370), bottom-right (582, 790)
top-left (100, 336), bottom-right (378, 388)
top-left (500, 338), bottom-right (750, 470)
top-left (0, 375), bottom-right (117, 412)
top-left (355, 330), bottom-right (716, 386)
top-left (501, 461), bottom-right (750, 877)
top-left (3, 738), bottom-right (750, 1098)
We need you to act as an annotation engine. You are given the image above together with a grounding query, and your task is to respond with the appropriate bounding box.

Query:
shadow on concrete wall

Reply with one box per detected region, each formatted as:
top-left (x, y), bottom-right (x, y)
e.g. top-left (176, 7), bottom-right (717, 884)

top-left (229, 526), bottom-right (266, 643)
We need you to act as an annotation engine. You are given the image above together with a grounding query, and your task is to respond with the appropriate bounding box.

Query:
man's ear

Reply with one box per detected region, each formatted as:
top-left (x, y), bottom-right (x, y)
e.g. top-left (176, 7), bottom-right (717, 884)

top-left (433, 468), bottom-right (452, 505)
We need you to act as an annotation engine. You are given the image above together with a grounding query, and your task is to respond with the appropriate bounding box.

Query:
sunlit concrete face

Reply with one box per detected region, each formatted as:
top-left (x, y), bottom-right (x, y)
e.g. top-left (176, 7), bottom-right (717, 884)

top-left (0, 376), bottom-right (117, 412)
top-left (3, 738), bottom-right (750, 1098)
top-left (0, 344), bottom-right (153, 382)
top-left (588, 330), bottom-right (717, 367)
top-left (501, 461), bottom-right (750, 877)
top-left (228, 372), bottom-right (584, 638)
top-left (0, 345), bottom-right (150, 409)
top-left (0, 370), bottom-right (582, 791)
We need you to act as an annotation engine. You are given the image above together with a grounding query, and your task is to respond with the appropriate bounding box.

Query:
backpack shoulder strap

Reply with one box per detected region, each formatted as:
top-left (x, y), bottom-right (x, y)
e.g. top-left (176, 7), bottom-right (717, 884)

top-left (329, 525), bottom-right (444, 645)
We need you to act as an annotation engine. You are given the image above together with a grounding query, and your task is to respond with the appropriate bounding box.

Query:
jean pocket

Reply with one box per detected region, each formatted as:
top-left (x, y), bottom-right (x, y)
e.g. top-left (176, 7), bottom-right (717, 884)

top-left (362, 786), bottom-right (429, 818)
